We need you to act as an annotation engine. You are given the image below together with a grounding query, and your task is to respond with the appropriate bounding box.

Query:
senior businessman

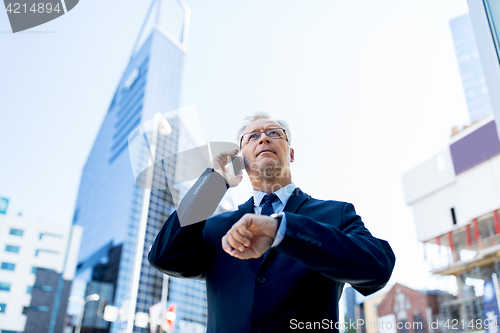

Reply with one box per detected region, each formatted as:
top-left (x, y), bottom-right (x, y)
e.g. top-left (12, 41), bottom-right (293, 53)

top-left (148, 112), bottom-right (396, 333)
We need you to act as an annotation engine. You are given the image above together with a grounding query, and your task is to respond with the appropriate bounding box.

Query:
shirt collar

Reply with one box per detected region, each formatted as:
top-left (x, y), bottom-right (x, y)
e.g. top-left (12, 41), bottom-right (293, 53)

top-left (253, 182), bottom-right (296, 207)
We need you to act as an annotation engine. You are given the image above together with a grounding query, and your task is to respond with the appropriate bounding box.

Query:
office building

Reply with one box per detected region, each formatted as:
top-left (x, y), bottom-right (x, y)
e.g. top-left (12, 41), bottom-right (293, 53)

top-left (402, 114), bottom-right (500, 329)
top-left (67, 1), bottom-right (235, 332)
top-left (342, 286), bottom-right (366, 333)
top-left (450, 13), bottom-right (493, 123)
top-left (343, 286), bottom-right (357, 325)
top-left (24, 268), bottom-right (74, 333)
top-left (0, 214), bottom-right (82, 333)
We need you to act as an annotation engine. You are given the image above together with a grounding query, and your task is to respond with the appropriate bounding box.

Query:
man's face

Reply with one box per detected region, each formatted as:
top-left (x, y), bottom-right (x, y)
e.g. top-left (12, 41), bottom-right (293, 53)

top-left (240, 118), bottom-right (294, 177)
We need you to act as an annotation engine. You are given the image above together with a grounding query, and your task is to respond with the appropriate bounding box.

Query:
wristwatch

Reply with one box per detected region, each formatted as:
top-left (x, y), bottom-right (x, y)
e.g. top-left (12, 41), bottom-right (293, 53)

top-left (270, 212), bottom-right (285, 230)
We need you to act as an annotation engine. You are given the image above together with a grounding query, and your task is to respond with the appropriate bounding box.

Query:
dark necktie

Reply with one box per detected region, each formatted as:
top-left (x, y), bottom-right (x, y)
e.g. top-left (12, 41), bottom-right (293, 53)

top-left (261, 193), bottom-right (278, 216)
top-left (260, 193), bottom-right (278, 261)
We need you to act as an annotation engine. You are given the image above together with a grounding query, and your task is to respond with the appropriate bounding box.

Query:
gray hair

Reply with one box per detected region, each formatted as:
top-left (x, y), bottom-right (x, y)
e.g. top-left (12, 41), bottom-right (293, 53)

top-left (236, 111), bottom-right (292, 147)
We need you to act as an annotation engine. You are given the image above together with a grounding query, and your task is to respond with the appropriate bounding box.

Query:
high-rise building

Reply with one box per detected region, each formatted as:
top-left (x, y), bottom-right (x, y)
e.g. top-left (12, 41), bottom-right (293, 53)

top-left (465, 0), bottom-right (500, 135)
top-left (450, 13), bottom-right (493, 124)
top-left (0, 214), bottom-right (82, 333)
top-left (67, 1), bottom-right (234, 332)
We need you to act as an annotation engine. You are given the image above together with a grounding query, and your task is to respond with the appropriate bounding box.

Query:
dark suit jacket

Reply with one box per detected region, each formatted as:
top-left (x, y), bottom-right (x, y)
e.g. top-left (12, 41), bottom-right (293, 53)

top-left (149, 184), bottom-right (396, 333)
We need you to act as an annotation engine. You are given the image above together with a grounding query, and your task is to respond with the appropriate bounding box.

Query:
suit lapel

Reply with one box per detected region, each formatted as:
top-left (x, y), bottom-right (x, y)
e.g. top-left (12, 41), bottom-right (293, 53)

top-left (283, 187), bottom-right (310, 214)
top-left (237, 196), bottom-right (254, 218)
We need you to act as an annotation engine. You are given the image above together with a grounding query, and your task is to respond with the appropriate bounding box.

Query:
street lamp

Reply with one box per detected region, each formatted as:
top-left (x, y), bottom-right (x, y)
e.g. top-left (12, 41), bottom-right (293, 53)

top-left (70, 293), bottom-right (100, 333)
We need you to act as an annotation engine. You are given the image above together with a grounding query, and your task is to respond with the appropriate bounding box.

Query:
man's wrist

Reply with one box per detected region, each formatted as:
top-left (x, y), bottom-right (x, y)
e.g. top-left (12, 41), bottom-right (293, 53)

top-left (270, 212), bottom-right (286, 248)
top-left (270, 212), bottom-right (284, 235)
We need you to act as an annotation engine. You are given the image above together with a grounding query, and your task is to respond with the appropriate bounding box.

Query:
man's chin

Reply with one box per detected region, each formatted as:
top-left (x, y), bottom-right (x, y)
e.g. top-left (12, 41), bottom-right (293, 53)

top-left (255, 159), bottom-right (277, 169)
top-left (247, 160), bottom-right (285, 178)
top-left (260, 158), bottom-right (277, 165)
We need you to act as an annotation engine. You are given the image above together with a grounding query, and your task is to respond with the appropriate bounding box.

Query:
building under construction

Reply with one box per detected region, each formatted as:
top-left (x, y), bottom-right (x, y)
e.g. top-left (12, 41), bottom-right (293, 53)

top-left (402, 114), bottom-right (500, 330)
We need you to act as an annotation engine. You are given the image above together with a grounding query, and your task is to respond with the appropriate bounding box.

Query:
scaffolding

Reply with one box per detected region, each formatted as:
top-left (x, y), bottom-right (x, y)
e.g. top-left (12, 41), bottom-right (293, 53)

top-left (424, 210), bottom-right (500, 332)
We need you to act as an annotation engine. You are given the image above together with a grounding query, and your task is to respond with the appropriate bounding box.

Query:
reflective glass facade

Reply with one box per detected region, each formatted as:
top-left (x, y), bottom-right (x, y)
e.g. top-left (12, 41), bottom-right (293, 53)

top-left (71, 25), bottom-right (209, 333)
top-left (450, 13), bottom-right (493, 123)
top-left (484, 0), bottom-right (500, 61)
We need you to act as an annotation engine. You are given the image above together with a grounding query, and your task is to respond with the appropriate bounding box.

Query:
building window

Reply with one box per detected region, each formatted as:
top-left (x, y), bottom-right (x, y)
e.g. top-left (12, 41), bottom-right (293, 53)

top-left (0, 282), bottom-right (11, 291)
top-left (9, 228), bottom-right (23, 236)
top-left (27, 286), bottom-right (32, 294)
top-left (35, 249), bottom-right (59, 256)
top-left (0, 303), bottom-right (5, 313)
top-left (451, 207), bottom-right (458, 225)
top-left (5, 245), bottom-right (20, 253)
top-left (27, 305), bottom-right (50, 312)
top-left (32, 285), bottom-right (54, 292)
top-left (32, 267), bottom-right (55, 274)
top-left (22, 306), bottom-right (28, 315)
top-left (72, 208), bottom-right (79, 224)
top-left (0, 263), bottom-right (15, 271)
top-left (39, 232), bottom-right (62, 240)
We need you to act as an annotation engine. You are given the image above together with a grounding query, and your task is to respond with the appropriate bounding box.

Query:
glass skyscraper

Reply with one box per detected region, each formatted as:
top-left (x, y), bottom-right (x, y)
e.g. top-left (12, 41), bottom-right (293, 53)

top-left (466, 0), bottom-right (500, 136)
top-left (68, 1), bottom-right (215, 332)
top-left (450, 13), bottom-right (493, 123)
top-left (483, 0), bottom-right (500, 60)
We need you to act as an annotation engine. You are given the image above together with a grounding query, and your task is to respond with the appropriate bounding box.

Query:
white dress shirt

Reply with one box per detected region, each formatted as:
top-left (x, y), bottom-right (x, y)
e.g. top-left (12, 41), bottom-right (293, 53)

top-left (252, 182), bottom-right (296, 248)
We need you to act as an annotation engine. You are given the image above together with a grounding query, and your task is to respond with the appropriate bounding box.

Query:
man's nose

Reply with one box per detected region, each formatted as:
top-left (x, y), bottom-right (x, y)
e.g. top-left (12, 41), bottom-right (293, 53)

top-left (258, 132), bottom-right (272, 144)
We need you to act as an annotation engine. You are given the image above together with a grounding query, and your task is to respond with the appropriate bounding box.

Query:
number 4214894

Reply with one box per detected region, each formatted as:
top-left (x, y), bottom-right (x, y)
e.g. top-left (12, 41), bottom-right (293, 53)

top-left (5, 3), bottom-right (61, 14)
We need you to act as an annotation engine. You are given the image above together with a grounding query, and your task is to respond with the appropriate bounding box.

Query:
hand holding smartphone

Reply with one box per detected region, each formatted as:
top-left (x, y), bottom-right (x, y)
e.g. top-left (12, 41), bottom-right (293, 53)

top-left (210, 149), bottom-right (244, 188)
top-left (227, 155), bottom-right (243, 177)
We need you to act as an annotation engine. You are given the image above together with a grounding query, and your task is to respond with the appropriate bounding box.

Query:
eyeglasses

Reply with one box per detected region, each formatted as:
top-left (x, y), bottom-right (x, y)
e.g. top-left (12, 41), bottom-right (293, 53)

top-left (239, 128), bottom-right (288, 149)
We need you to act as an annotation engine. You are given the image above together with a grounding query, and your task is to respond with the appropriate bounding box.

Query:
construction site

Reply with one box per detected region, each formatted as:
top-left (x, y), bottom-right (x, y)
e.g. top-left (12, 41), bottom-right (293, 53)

top-left (402, 114), bottom-right (500, 331)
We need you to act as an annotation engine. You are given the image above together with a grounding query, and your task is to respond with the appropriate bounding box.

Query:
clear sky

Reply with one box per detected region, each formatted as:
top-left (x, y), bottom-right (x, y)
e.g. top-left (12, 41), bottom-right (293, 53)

top-left (0, 0), bottom-right (470, 292)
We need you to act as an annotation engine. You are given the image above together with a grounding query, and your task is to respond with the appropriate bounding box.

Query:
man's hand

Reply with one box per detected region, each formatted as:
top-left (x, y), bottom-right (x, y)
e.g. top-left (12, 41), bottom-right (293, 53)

top-left (222, 213), bottom-right (278, 259)
top-left (210, 149), bottom-right (243, 188)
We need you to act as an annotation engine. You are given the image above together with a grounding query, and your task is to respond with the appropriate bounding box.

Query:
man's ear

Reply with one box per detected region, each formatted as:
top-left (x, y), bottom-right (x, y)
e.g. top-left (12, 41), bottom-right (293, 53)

top-left (290, 148), bottom-right (295, 162)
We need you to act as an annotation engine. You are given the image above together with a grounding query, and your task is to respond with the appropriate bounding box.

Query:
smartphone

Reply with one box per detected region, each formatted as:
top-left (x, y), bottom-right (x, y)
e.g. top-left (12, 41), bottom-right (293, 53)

top-left (227, 155), bottom-right (244, 177)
